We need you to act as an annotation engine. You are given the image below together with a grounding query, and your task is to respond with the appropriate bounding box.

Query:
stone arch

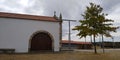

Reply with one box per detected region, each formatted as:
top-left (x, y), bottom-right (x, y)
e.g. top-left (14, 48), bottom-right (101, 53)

top-left (29, 30), bottom-right (54, 51)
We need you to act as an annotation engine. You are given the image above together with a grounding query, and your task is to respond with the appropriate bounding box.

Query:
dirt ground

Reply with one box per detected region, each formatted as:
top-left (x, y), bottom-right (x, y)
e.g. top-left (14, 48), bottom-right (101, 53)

top-left (0, 49), bottom-right (120, 60)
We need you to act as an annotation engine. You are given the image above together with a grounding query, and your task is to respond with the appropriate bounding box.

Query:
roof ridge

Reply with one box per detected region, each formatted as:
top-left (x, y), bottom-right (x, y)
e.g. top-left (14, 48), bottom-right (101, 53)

top-left (0, 12), bottom-right (60, 22)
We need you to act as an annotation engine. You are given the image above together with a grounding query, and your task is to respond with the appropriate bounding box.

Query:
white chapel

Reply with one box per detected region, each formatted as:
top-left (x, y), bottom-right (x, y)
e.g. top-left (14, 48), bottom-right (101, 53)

top-left (0, 12), bottom-right (62, 53)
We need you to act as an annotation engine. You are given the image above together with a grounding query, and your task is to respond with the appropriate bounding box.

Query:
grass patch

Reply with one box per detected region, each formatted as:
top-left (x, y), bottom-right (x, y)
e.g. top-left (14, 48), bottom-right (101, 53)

top-left (0, 50), bottom-right (120, 60)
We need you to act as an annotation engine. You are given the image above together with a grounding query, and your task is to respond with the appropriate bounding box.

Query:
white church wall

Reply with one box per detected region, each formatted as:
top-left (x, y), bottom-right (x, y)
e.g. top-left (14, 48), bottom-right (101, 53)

top-left (0, 18), bottom-right (60, 53)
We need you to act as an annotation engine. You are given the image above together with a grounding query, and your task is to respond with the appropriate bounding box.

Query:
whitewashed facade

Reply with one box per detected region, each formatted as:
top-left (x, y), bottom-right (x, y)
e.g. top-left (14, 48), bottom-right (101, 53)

top-left (0, 12), bottom-right (62, 53)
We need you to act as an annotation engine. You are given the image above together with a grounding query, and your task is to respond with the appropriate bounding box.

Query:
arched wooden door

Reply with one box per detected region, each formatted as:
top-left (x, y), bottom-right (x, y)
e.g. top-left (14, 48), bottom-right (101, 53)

top-left (30, 32), bottom-right (52, 51)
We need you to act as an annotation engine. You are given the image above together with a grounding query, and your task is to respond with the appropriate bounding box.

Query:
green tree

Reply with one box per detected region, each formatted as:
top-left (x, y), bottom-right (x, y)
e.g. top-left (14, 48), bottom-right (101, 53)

top-left (73, 3), bottom-right (118, 54)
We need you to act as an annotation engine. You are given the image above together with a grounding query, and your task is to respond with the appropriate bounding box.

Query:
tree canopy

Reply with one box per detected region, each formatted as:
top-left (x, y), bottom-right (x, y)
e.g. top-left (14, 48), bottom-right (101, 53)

top-left (73, 3), bottom-right (119, 53)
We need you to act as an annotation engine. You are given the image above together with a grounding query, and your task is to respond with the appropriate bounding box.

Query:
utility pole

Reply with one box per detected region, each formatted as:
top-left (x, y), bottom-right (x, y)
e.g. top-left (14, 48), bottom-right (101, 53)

top-left (112, 37), bottom-right (114, 48)
top-left (102, 34), bottom-right (105, 53)
top-left (63, 19), bottom-right (77, 49)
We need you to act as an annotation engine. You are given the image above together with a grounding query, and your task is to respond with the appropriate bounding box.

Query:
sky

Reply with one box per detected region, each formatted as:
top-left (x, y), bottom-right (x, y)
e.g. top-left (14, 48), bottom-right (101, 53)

top-left (0, 0), bottom-right (120, 42)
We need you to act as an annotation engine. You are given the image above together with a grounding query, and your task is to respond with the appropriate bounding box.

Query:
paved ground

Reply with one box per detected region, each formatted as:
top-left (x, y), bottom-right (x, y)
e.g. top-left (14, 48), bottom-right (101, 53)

top-left (74, 48), bottom-right (120, 53)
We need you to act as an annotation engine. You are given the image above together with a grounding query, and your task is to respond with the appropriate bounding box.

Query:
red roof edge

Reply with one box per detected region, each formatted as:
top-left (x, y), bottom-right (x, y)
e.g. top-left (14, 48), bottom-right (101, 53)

top-left (0, 12), bottom-right (61, 22)
top-left (61, 40), bottom-right (92, 44)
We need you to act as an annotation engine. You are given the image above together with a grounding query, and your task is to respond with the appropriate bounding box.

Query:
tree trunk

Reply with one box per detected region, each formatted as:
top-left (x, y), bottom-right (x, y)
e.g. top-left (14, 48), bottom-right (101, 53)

top-left (84, 37), bottom-right (86, 49)
top-left (93, 34), bottom-right (97, 54)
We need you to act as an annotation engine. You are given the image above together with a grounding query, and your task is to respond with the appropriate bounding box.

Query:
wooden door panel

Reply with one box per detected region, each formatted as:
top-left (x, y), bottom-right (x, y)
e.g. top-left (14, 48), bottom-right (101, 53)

top-left (31, 32), bottom-right (52, 51)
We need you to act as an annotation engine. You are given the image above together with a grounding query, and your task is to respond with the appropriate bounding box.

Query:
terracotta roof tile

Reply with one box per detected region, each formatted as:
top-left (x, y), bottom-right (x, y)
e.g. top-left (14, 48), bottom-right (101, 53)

top-left (0, 12), bottom-right (60, 22)
top-left (61, 40), bottom-right (92, 44)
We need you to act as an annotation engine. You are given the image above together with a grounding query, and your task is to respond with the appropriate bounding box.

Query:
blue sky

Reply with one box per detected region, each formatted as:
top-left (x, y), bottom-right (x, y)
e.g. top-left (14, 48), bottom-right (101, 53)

top-left (0, 0), bottom-right (120, 42)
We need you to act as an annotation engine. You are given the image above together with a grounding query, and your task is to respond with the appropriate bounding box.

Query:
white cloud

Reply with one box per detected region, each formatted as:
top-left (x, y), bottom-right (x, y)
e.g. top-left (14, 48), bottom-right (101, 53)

top-left (19, 0), bottom-right (30, 7)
